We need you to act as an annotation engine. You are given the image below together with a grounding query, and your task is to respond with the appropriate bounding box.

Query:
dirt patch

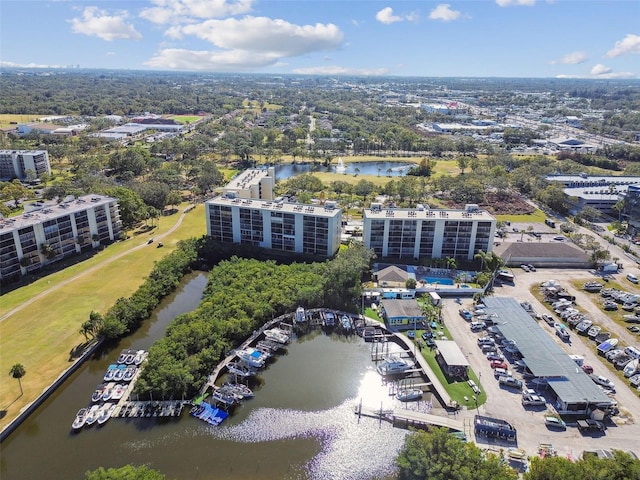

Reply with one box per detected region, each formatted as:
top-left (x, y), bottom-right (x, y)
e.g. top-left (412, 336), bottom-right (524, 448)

top-left (446, 193), bottom-right (535, 215)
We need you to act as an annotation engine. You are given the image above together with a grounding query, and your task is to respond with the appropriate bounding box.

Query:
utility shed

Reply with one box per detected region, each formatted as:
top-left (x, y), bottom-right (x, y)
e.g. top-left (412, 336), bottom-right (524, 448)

top-left (482, 297), bottom-right (614, 416)
top-left (434, 340), bottom-right (470, 378)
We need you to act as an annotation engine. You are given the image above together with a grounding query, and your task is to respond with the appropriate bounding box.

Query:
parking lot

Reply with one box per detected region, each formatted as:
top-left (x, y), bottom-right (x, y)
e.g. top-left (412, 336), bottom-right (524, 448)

top-left (440, 267), bottom-right (640, 459)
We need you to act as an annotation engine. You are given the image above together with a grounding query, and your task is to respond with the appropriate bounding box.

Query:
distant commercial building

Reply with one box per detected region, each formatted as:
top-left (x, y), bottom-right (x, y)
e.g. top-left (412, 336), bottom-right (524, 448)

top-left (0, 195), bottom-right (122, 283)
top-left (0, 149), bottom-right (51, 181)
top-left (362, 204), bottom-right (496, 261)
top-left (206, 195), bottom-right (341, 257)
top-left (545, 175), bottom-right (640, 216)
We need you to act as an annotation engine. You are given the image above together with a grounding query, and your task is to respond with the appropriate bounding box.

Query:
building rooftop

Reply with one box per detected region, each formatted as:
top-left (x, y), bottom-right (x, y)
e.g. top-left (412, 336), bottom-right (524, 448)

top-left (363, 206), bottom-right (494, 221)
top-left (0, 149), bottom-right (48, 155)
top-left (482, 297), bottom-right (611, 405)
top-left (495, 242), bottom-right (590, 260)
top-left (380, 298), bottom-right (424, 319)
top-left (224, 168), bottom-right (272, 191)
top-left (206, 195), bottom-right (341, 218)
top-left (0, 194), bottom-right (117, 233)
top-left (434, 340), bottom-right (470, 367)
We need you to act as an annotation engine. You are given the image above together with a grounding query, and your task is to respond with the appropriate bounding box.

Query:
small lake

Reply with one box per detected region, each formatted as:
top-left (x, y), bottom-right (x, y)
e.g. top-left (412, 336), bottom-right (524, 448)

top-left (275, 161), bottom-right (414, 180)
top-left (0, 272), bottom-right (416, 480)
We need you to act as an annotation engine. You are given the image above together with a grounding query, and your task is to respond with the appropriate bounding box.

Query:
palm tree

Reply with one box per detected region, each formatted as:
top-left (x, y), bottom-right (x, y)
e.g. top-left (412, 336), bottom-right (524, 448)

top-left (474, 250), bottom-right (489, 271)
top-left (10, 363), bottom-right (26, 396)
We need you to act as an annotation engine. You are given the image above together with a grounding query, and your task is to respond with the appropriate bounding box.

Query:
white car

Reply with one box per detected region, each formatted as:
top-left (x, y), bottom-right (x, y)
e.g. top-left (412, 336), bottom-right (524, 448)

top-left (470, 321), bottom-right (486, 331)
top-left (522, 393), bottom-right (545, 406)
top-left (591, 374), bottom-right (615, 390)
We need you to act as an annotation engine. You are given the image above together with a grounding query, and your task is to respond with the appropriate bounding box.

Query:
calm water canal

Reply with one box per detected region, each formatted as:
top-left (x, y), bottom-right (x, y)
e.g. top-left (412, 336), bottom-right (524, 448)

top-left (1, 272), bottom-right (409, 480)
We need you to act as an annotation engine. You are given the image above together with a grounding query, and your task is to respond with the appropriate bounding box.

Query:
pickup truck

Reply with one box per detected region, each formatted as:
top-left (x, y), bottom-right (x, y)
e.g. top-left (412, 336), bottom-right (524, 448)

top-left (577, 419), bottom-right (606, 432)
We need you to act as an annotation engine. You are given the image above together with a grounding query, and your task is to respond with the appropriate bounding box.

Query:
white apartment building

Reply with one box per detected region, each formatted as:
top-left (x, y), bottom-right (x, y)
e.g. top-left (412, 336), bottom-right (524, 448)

top-left (206, 195), bottom-right (342, 257)
top-left (0, 195), bottom-right (122, 282)
top-left (0, 149), bottom-right (52, 181)
top-left (362, 204), bottom-right (496, 261)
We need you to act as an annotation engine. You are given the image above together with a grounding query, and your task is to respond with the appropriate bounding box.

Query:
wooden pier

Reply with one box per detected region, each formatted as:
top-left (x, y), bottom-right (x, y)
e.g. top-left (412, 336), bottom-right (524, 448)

top-left (355, 404), bottom-right (463, 432)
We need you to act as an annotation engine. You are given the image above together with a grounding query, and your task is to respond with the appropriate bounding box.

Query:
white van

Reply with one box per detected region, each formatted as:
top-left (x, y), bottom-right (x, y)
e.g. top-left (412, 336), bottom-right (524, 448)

top-left (627, 274), bottom-right (638, 284)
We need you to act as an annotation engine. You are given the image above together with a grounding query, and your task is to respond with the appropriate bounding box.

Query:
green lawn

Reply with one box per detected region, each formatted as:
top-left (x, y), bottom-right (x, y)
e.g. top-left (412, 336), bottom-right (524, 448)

top-left (0, 204), bottom-right (206, 430)
top-left (495, 209), bottom-right (547, 224)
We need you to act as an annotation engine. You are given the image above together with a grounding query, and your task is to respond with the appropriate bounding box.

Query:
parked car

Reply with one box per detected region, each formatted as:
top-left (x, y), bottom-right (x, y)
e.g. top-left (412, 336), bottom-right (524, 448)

top-left (520, 264), bottom-right (530, 272)
top-left (487, 353), bottom-right (505, 362)
top-left (627, 274), bottom-right (639, 284)
top-left (494, 367), bottom-right (512, 378)
top-left (522, 393), bottom-right (545, 406)
top-left (591, 374), bottom-right (615, 390)
top-left (459, 309), bottom-right (472, 321)
top-left (470, 321), bottom-right (486, 331)
top-left (499, 376), bottom-right (523, 389)
top-left (582, 365), bottom-right (594, 374)
top-left (528, 264), bottom-right (536, 272)
top-left (490, 360), bottom-right (508, 369)
top-left (407, 330), bottom-right (416, 339)
top-left (545, 416), bottom-right (567, 430)
top-left (477, 337), bottom-right (494, 346)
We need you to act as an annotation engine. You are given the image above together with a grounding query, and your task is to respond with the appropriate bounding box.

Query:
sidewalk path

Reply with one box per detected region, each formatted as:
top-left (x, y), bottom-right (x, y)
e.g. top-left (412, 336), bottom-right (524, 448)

top-left (0, 206), bottom-right (193, 324)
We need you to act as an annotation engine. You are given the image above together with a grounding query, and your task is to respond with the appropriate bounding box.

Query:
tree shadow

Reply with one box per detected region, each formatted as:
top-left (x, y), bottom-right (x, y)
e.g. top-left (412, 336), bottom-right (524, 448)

top-left (69, 341), bottom-right (93, 362)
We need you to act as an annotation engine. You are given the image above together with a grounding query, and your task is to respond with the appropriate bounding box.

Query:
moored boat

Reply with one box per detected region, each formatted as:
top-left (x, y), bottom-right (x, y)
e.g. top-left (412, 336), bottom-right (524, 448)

top-left (133, 350), bottom-right (146, 366)
top-left (123, 366), bottom-right (136, 382)
top-left (396, 388), bottom-right (422, 402)
top-left (124, 353), bottom-right (135, 365)
top-left (264, 328), bottom-right (290, 344)
top-left (91, 384), bottom-right (105, 403)
top-left (212, 388), bottom-right (237, 406)
top-left (103, 364), bottom-right (118, 382)
top-left (227, 361), bottom-right (257, 377)
top-left (377, 355), bottom-right (413, 376)
top-left (102, 383), bottom-right (115, 402)
top-left (113, 365), bottom-right (126, 382)
top-left (111, 384), bottom-right (126, 400)
top-left (117, 351), bottom-right (128, 364)
top-left (84, 404), bottom-right (101, 427)
top-left (597, 338), bottom-right (618, 355)
top-left (587, 325), bottom-right (602, 339)
top-left (235, 347), bottom-right (268, 368)
top-left (223, 382), bottom-right (254, 399)
top-left (97, 403), bottom-right (115, 426)
top-left (71, 408), bottom-right (88, 431)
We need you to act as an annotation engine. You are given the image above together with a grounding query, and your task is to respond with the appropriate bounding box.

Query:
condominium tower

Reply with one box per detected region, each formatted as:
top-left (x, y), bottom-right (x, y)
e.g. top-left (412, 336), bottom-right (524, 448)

top-left (0, 149), bottom-right (52, 181)
top-left (0, 194), bottom-right (122, 282)
top-left (363, 204), bottom-right (496, 261)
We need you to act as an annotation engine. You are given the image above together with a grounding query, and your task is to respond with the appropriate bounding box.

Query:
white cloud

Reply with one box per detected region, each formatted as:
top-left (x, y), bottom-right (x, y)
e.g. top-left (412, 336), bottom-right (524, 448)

top-left (375, 7), bottom-right (403, 24)
top-left (146, 16), bottom-right (344, 71)
top-left (496, 0), bottom-right (535, 6)
top-left (69, 7), bottom-right (141, 41)
top-left (550, 51), bottom-right (587, 65)
top-left (140, 0), bottom-right (254, 24)
top-left (429, 4), bottom-right (461, 22)
top-left (292, 66), bottom-right (390, 76)
top-left (591, 64), bottom-right (612, 75)
top-left (606, 34), bottom-right (640, 57)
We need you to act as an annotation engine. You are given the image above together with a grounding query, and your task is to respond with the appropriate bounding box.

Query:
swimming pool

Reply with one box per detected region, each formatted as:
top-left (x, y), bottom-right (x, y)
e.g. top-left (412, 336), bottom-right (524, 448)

top-left (419, 277), bottom-right (454, 285)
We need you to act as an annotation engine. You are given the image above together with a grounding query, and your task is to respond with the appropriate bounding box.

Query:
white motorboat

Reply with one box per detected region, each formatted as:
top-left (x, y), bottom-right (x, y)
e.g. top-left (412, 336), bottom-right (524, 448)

top-left (113, 366), bottom-right (125, 382)
top-left (377, 355), bottom-right (413, 376)
top-left (396, 388), bottom-right (422, 402)
top-left (71, 408), bottom-right (88, 431)
top-left (133, 350), bottom-right (146, 366)
top-left (341, 315), bottom-right (352, 331)
top-left (124, 353), bottom-right (135, 365)
top-left (123, 366), bottom-right (136, 382)
top-left (264, 328), bottom-right (290, 344)
top-left (91, 384), bottom-right (105, 403)
top-left (236, 347), bottom-right (267, 368)
top-left (84, 404), bottom-right (101, 427)
top-left (111, 384), bottom-right (126, 400)
top-left (102, 383), bottom-right (115, 402)
top-left (587, 325), bottom-right (602, 339)
top-left (103, 364), bottom-right (117, 382)
top-left (97, 403), bottom-right (116, 426)
top-left (227, 361), bottom-right (257, 377)
top-left (624, 358), bottom-right (639, 378)
top-left (117, 352), bottom-right (128, 364)
top-left (223, 382), bottom-right (254, 399)
top-left (212, 388), bottom-right (237, 406)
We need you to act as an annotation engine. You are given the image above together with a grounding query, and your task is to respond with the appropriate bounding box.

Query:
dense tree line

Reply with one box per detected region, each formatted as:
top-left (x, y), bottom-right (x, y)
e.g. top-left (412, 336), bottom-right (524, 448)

top-left (397, 428), bottom-right (640, 480)
top-left (135, 241), bottom-right (374, 399)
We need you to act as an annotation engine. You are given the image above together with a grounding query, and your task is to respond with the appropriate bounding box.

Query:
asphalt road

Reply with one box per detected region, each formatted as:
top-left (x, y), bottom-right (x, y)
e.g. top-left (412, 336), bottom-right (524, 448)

top-left (441, 267), bottom-right (640, 461)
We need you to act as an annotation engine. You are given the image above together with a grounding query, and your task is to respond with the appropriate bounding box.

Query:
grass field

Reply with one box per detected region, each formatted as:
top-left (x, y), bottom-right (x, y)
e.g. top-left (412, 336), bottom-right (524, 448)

top-left (0, 204), bottom-right (206, 430)
top-left (168, 115), bottom-right (202, 124)
top-left (0, 114), bottom-right (42, 129)
top-left (495, 209), bottom-right (547, 224)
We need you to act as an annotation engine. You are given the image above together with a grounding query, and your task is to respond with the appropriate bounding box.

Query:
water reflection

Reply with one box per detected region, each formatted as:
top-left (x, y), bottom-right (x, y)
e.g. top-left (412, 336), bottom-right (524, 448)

top-left (274, 162), bottom-right (413, 180)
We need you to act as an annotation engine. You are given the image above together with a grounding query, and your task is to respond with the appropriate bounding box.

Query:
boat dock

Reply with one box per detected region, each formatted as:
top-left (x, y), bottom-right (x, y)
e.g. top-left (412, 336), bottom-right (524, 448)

top-left (355, 404), bottom-right (464, 432)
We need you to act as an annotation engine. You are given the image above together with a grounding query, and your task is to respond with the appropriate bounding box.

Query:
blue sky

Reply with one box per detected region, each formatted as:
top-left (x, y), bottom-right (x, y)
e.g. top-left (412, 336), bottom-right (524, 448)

top-left (1, 0), bottom-right (639, 78)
